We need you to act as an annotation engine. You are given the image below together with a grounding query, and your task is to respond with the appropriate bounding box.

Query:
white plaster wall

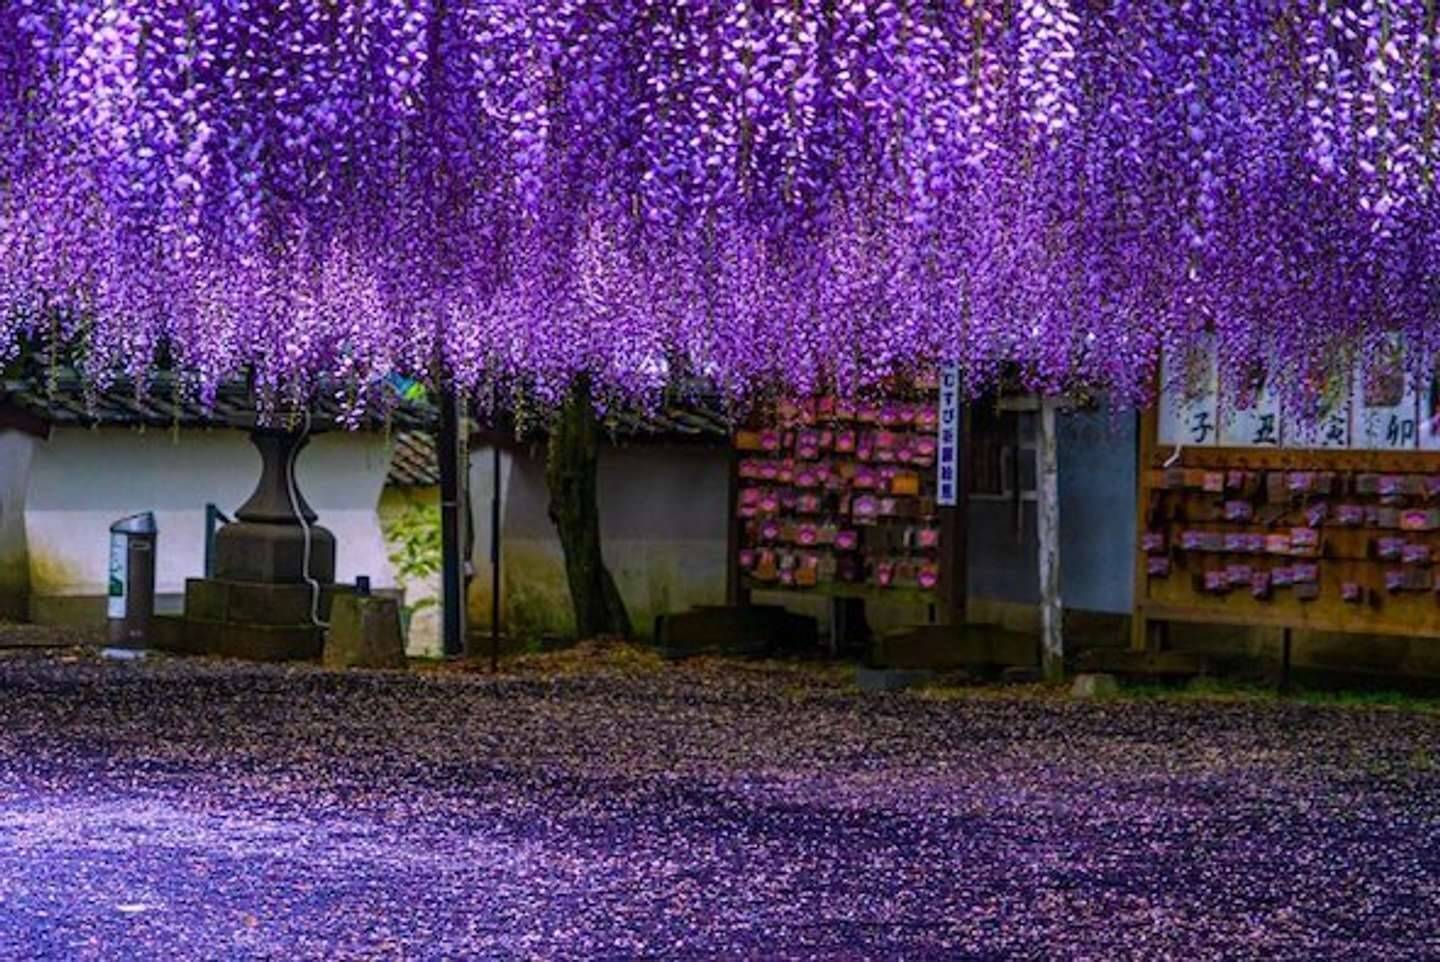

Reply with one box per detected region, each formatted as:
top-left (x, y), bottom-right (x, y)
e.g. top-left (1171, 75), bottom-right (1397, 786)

top-left (466, 444), bottom-right (519, 632)
top-left (466, 442), bottom-right (732, 641)
top-left (404, 572), bottom-right (443, 657)
top-left (25, 427), bottom-right (396, 612)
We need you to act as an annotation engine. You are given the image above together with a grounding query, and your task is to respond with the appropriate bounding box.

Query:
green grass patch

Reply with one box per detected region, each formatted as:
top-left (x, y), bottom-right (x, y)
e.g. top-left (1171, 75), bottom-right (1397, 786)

top-left (1112, 676), bottom-right (1440, 715)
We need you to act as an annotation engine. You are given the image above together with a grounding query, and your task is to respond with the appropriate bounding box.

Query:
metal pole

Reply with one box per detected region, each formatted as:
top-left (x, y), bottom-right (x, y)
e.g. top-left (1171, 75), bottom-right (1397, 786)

top-left (439, 389), bottom-right (467, 657)
top-left (491, 442), bottom-right (501, 672)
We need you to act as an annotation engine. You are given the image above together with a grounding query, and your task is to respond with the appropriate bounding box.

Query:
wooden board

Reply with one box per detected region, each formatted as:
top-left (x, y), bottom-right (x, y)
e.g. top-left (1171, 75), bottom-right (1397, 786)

top-left (1133, 407), bottom-right (1440, 649)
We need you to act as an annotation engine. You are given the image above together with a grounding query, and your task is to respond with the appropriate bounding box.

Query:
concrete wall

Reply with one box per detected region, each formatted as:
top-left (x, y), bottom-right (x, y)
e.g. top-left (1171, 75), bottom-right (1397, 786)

top-left (467, 442), bottom-right (731, 643)
top-left (24, 427), bottom-right (396, 623)
top-left (0, 431), bottom-right (36, 618)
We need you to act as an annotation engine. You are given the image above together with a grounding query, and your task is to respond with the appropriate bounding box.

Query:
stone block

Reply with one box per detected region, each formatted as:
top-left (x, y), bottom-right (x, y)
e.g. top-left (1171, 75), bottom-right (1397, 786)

top-left (856, 667), bottom-right (935, 692)
top-left (27, 594), bottom-right (106, 627)
top-left (872, 624), bottom-right (1039, 670)
top-left (149, 614), bottom-right (193, 654)
top-left (1075, 649), bottom-right (1209, 679)
top-left (213, 521), bottom-right (336, 584)
top-left (176, 616), bottom-right (324, 661)
top-left (1071, 673), bottom-right (1120, 698)
top-left (652, 605), bottom-right (817, 659)
top-left (324, 595), bottom-right (406, 670)
top-left (184, 579), bottom-right (352, 626)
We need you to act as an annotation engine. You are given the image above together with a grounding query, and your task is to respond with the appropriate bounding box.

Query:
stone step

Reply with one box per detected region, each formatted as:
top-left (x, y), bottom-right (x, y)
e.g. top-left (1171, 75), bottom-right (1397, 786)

top-left (158, 615), bottom-right (323, 662)
top-left (324, 595), bottom-right (405, 670)
top-left (872, 624), bottom-right (1038, 671)
top-left (184, 578), bottom-right (353, 627)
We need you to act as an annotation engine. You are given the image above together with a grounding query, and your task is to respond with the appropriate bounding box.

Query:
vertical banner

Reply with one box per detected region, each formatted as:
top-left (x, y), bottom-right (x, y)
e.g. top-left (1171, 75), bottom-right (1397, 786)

top-left (1219, 370), bottom-right (1281, 448)
top-left (1284, 362), bottom-right (1351, 449)
top-left (936, 363), bottom-right (961, 506)
top-left (1352, 335), bottom-right (1418, 450)
top-left (1158, 340), bottom-right (1219, 447)
top-left (1420, 353), bottom-right (1440, 451)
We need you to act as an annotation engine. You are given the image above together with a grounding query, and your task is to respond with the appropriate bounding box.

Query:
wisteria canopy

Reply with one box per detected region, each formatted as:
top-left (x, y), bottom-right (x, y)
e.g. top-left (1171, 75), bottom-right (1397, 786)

top-left (2, 1), bottom-right (1439, 413)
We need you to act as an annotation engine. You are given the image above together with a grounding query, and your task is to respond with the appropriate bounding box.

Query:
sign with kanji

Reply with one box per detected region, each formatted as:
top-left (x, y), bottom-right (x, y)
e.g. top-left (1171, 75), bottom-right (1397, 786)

top-left (1284, 363), bottom-right (1351, 449)
top-left (936, 364), bottom-right (961, 506)
top-left (1158, 341), bottom-right (1219, 448)
top-left (1219, 370), bottom-right (1281, 448)
top-left (1352, 335), bottom-right (1418, 450)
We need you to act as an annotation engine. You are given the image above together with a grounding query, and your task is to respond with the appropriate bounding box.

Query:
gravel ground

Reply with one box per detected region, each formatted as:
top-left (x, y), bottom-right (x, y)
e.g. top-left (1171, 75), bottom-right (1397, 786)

top-left (0, 648), bottom-right (1438, 961)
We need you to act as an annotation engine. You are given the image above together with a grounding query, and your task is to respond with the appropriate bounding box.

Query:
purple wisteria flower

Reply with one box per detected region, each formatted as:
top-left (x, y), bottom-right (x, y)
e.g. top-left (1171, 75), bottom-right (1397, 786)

top-left (1, 2), bottom-right (1438, 414)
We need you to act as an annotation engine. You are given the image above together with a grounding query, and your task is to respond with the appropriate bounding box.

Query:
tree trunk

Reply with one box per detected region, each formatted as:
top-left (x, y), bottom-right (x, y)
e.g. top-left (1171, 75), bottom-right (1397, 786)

top-left (546, 378), bottom-right (633, 640)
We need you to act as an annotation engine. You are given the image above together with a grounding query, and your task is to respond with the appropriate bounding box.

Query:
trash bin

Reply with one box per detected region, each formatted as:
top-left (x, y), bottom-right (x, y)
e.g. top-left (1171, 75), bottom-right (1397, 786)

top-left (108, 512), bottom-right (157, 650)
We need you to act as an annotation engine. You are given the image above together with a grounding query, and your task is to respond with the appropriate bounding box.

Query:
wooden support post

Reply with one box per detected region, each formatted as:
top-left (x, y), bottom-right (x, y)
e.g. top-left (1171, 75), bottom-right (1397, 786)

top-left (1037, 396), bottom-right (1064, 681)
top-left (438, 389), bottom-right (468, 658)
top-left (725, 446), bottom-right (750, 608)
top-left (1130, 407), bottom-right (1156, 651)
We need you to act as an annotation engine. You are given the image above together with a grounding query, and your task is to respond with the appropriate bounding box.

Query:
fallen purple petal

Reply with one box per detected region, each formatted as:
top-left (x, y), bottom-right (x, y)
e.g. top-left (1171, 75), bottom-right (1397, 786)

top-left (0, 650), bottom-right (1437, 959)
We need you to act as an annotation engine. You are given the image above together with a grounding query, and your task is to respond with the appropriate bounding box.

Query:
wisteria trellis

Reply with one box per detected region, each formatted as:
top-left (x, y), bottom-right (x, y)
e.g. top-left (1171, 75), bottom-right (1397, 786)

top-left (2, 1), bottom-right (1439, 415)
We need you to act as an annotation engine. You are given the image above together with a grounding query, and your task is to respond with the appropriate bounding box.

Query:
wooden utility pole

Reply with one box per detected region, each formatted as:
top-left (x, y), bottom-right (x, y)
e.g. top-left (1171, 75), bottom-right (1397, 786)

top-left (1037, 396), bottom-right (1063, 681)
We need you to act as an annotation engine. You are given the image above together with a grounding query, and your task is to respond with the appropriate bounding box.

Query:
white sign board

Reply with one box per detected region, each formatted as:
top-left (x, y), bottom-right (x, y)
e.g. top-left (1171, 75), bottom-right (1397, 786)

top-left (936, 364), bottom-right (961, 506)
top-left (1284, 402), bottom-right (1352, 449)
top-left (1352, 336), bottom-right (1419, 450)
top-left (107, 532), bottom-right (127, 619)
top-left (1284, 364), bottom-right (1351, 449)
top-left (1419, 360), bottom-right (1440, 451)
top-left (1219, 374), bottom-right (1281, 448)
top-left (1158, 341), bottom-right (1219, 447)
top-left (1152, 342), bottom-right (1434, 451)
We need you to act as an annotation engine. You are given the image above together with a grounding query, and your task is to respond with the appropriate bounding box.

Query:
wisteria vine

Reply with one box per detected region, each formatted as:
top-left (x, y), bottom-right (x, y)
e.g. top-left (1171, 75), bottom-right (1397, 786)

top-left (2, 1), bottom-right (1440, 415)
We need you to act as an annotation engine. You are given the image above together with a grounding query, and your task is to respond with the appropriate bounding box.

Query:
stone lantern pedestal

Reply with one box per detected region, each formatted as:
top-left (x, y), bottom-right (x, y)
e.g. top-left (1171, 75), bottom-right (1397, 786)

top-left (212, 429), bottom-right (336, 584)
top-left (161, 427), bottom-right (355, 661)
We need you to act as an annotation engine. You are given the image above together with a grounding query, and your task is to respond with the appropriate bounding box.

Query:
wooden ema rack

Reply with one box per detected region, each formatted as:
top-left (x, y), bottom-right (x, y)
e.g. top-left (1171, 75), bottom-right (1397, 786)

top-left (1133, 408), bottom-right (1440, 649)
top-left (730, 392), bottom-right (962, 617)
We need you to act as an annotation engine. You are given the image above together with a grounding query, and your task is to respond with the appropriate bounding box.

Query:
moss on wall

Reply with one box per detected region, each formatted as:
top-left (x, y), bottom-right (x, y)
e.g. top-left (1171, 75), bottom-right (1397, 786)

top-left (472, 539), bottom-right (728, 644)
top-left (467, 540), bottom-right (574, 642)
top-left (0, 552), bottom-right (29, 617)
top-left (29, 548), bottom-right (87, 597)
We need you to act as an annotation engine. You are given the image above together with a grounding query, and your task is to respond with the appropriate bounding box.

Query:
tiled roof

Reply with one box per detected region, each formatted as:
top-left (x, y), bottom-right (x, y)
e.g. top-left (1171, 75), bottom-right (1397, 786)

top-left (0, 368), bottom-right (731, 488)
top-left (388, 431), bottom-right (442, 487)
top-left (0, 369), bottom-right (439, 433)
top-left (600, 404), bottom-right (732, 441)
top-left (386, 395), bottom-right (733, 489)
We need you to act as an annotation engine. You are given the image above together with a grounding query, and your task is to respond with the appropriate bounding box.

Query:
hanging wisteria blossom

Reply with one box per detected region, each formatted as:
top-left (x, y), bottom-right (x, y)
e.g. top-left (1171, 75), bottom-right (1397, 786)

top-left (2, 1), bottom-right (1439, 414)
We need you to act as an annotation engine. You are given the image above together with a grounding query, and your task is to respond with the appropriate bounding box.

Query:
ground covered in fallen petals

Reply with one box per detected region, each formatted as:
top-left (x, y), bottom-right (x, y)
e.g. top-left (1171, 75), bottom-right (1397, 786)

top-left (1, 649), bottom-right (1438, 961)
